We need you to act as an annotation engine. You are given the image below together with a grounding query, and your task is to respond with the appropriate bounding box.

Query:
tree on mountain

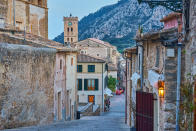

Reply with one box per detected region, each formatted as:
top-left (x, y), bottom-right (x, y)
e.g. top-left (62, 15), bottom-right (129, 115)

top-left (137, 0), bottom-right (182, 12)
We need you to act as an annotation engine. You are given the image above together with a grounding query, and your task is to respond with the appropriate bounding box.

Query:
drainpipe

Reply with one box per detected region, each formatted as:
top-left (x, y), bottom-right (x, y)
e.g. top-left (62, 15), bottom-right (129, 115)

top-left (13, 0), bottom-right (16, 27)
top-left (102, 63), bottom-right (104, 112)
top-left (137, 43), bottom-right (144, 90)
top-left (125, 58), bottom-right (127, 124)
top-left (176, 16), bottom-right (183, 131)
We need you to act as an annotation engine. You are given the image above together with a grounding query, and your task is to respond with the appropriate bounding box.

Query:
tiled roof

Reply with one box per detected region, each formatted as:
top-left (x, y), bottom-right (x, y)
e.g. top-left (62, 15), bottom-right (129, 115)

top-left (77, 54), bottom-right (105, 63)
top-left (88, 38), bottom-right (113, 48)
top-left (0, 28), bottom-right (78, 52)
top-left (160, 12), bottom-right (182, 22)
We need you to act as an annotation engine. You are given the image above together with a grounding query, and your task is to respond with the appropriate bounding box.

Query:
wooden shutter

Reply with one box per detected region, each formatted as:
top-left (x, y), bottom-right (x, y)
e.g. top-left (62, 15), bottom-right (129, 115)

top-left (95, 79), bottom-right (99, 90)
top-left (84, 79), bottom-right (88, 90)
top-left (78, 79), bottom-right (82, 90)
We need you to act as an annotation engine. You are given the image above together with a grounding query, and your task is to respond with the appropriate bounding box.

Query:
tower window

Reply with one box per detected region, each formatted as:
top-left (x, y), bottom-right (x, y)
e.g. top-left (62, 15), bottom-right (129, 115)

top-left (67, 28), bottom-right (69, 32)
top-left (38, 0), bottom-right (42, 6)
top-left (67, 38), bottom-right (69, 42)
top-left (71, 27), bottom-right (73, 32)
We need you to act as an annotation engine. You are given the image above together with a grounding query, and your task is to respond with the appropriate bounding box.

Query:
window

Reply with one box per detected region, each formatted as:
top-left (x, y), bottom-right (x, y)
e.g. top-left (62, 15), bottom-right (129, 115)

top-left (71, 58), bottom-right (73, 66)
top-left (38, 0), bottom-right (42, 6)
top-left (71, 38), bottom-right (73, 43)
top-left (67, 38), bottom-right (69, 42)
top-left (67, 28), bottom-right (69, 32)
top-left (77, 79), bottom-right (82, 91)
top-left (77, 65), bottom-right (82, 72)
top-left (88, 65), bottom-right (95, 72)
top-left (155, 46), bottom-right (160, 67)
top-left (71, 27), bottom-right (73, 32)
top-left (60, 59), bottom-right (62, 70)
top-left (84, 79), bottom-right (98, 91)
top-left (105, 64), bottom-right (108, 71)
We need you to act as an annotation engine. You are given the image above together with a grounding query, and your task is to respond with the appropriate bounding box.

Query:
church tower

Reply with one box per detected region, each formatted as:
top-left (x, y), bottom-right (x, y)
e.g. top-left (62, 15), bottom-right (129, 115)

top-left (64, 14), bottom-right (78, 45)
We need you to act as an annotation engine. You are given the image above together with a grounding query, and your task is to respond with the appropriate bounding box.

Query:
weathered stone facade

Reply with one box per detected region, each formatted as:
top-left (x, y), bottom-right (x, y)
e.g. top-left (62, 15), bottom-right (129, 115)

top-left (124, 26), bottom-right (185, 130)
top-left (0, 43), bottom-right (56, 129)
top-left (0, 29), bottom-right (78, 129)
top-left (0, 0), bottom-right (48, 39)
top-left (184, 0), bottom-right (196, 130)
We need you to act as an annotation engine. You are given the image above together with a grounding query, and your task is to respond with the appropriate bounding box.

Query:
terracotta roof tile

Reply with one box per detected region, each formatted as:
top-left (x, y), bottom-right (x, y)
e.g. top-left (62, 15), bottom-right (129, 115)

top-left (77, 54), bottom-right (105, 63)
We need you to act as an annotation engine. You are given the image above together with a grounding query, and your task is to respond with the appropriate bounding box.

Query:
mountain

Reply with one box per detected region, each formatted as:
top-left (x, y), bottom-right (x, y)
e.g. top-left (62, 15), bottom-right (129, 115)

top-left (53, 0), bottom-right (171, 53)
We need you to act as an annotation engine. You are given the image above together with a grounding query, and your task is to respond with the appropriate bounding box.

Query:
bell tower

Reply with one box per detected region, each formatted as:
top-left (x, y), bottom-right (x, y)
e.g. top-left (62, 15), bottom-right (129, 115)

top-left (64, 14), bottom-right (78, 45)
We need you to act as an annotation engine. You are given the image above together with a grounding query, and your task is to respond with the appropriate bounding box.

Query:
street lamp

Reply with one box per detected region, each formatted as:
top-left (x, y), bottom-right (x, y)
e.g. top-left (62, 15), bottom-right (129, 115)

top-left (158, 80), bottom-right (165, 98)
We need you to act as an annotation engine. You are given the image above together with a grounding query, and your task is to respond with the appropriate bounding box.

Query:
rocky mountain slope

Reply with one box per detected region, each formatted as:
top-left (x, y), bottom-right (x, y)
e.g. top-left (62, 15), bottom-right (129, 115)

top-left (54, 0), bottom-right (171, 52)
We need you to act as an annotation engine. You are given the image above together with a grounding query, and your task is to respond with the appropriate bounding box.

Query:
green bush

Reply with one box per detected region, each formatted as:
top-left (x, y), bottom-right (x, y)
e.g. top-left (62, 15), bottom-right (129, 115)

top-left (108, 76), bottom-right (117, 92)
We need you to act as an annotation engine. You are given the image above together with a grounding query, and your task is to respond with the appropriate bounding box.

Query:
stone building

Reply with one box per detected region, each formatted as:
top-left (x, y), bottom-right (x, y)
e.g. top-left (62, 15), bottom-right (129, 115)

top-left (0, 28), bottom-right (78, 129)
top-left (124, 13), bottom-right (184, 131)
top-left (183, 0), bottom-right (196, 129)
top-left (0, 0), bottom-right (48, 38)
top-left (75, 38), bottom-right (119, 66)
top-left (64, 15), bottom-right (78, 44)
top-left (124, 46), bottom-right (138, 127)
top-left (77, 54), bottom-right (107, 112)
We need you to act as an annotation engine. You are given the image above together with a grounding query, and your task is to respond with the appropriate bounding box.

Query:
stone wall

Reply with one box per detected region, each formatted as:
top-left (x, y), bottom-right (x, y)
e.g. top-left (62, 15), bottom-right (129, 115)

top-left (3, 0), bottom-right (48, 38)
top-left (0, 43), bottom-right (56, 129)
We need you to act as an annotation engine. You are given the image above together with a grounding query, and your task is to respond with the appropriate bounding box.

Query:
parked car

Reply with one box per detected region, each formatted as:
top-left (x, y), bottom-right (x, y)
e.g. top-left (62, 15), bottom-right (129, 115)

top-left (119, 88), bottom-right (124, 93)
top-left (116, 90), bottom-right (121, 95)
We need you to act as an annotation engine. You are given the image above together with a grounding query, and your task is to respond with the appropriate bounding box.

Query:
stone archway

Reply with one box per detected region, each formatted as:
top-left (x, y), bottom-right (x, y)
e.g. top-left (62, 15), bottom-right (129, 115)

top-left (153, 93), bottom-right (159, 131)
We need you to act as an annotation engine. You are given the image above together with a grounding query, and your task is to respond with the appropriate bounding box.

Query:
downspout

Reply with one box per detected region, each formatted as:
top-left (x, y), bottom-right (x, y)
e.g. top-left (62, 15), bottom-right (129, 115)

top-left (138, 44), bottom-right (144, 90)
top-left (125, 58), bottom-right (127, 123)
top-left (102, 63), bottom-right (104, 112)
top-left (13, 0), bottom-right (15, 27)
top-left (176, 15), bottom-right (183, 131)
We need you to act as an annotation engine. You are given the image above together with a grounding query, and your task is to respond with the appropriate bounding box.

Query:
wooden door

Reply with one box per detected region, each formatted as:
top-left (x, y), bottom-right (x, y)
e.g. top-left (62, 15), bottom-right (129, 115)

top-left (88, 95), bottom-right (95, 104)
top-left (194, 79), bottom-right (196, 131)
top-left (136, 91), bottom-right (153, 131)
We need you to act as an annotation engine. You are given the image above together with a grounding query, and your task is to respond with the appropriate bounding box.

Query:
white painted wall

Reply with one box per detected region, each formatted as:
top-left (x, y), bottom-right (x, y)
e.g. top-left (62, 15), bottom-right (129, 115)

top-left (77, 72), bottom-right (107, 110)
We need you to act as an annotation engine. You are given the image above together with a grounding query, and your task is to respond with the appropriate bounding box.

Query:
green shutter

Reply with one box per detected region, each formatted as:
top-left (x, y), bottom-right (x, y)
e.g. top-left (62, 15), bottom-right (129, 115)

top-left (92, 65), bottom-right (95, 72)
top-left (84, 79), bottom-right (88, 90)
top-left (77, 65), bottom-right (79, 72)
top-left (80, 65), bottom-right (83, 72)
top-left (77, 65), bottom-right (83, 72)
top-left (95, 79), bottom-right (98, 90)
top-left (78, 79), bottom-right (82, 90)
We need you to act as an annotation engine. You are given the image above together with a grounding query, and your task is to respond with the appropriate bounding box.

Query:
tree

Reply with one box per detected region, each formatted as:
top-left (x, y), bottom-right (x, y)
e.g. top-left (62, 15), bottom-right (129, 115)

top-left (108, 76), bottom-right (117, 92)
top-left (137, 0), bottom-right (183, 12)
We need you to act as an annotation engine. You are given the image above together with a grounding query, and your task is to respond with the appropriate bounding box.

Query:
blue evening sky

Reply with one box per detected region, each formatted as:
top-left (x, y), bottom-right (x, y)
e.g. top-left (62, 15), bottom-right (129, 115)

top-left (48, 0), bottom-right (119, 39)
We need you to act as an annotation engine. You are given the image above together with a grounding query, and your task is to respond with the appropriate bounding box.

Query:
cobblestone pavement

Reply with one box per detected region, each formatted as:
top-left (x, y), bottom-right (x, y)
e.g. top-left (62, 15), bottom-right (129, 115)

top-left (5, 94), bottom-right (130, 131)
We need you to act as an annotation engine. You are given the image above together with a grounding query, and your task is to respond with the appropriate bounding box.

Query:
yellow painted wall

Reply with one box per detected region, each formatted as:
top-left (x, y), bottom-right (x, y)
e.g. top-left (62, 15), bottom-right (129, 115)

top-left (77, 62), bottom-right (105, 74)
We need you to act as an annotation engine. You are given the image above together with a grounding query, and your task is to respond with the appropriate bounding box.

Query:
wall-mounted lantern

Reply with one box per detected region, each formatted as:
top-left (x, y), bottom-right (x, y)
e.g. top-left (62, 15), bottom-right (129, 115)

top-left (158, 80), bottom-right (165, 98)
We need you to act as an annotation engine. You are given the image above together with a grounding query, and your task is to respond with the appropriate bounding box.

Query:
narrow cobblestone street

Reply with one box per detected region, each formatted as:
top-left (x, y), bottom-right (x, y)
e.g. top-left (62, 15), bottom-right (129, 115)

top-left (4, 94), bottom-right (130, 131)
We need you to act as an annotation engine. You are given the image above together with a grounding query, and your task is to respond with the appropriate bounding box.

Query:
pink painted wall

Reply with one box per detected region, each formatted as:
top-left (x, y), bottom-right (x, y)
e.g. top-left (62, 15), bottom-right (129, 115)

top-left (163, 17), bottom-right (182, 29)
